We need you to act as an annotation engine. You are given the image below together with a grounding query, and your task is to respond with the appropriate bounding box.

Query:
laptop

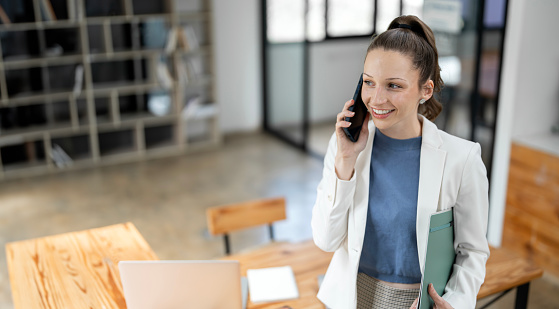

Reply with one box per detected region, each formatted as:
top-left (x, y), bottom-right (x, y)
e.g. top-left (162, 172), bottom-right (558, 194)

top-left (119, 260), bottom-right (245, 309)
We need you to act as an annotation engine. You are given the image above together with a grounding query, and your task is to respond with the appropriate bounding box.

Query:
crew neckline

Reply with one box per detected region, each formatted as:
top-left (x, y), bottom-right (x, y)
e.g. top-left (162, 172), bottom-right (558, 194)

top-left (374, 128), bottom-right (422, 150)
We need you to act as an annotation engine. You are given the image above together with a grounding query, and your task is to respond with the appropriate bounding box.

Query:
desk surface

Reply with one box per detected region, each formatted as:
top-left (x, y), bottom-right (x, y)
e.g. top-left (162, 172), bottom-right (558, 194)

top-left (224, 241), bottom-right (544, 308)
top-left (6, 223), bottom-right (543, 309)
top-left (223, 241), bottom-right (334, 309)
top-left (6, 222), bottom-right (157, 309)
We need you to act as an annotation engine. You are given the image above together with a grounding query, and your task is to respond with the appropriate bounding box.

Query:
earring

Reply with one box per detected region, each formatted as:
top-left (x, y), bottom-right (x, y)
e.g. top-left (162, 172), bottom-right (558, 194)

top-left (419, 99), bottom-right (426, 104)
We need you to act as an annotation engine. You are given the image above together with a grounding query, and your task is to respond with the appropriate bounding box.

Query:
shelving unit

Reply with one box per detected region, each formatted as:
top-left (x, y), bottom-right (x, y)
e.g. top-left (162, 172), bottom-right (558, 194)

top-left (0, 0), bottom-right (220, 180)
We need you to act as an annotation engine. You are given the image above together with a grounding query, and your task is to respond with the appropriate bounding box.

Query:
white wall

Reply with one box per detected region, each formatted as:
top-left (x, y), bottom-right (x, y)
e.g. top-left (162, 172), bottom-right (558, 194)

top-left (211, 0), bottom-right (262, 133)
top-left (488, 0), bottom-right (559, 246)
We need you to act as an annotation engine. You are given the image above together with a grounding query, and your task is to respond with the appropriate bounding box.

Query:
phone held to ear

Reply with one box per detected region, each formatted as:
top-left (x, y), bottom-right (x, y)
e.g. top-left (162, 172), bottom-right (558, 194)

top-left (342, 75), bottom-right (368, 142)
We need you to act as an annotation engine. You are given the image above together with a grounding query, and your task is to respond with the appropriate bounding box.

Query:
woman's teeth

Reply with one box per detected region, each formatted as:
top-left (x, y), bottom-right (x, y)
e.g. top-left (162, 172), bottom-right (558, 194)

top-left (373, 109), bottom-right (394, 115)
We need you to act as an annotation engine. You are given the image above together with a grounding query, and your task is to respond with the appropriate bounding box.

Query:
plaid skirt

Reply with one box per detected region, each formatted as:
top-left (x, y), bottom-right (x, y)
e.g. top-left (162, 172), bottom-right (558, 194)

top-left (356, 272), bottom-right (420, 309)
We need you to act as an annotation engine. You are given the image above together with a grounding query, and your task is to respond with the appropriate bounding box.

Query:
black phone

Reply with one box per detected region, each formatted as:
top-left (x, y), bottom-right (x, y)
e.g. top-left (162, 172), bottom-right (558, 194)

top-left (342, 75), bottom-right (368, 142)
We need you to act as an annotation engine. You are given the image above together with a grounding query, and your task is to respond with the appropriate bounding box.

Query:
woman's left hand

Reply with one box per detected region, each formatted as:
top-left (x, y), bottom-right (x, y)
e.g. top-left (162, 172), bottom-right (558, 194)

top-left (428, 283), bottom-right (454, 309)
top-left (408, 284), bottom-right (454, 309)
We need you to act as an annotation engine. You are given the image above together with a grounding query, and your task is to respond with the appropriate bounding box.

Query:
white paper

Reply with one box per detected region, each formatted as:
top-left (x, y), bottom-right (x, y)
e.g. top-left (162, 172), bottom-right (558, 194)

top-left (247, 266), bottom-right (299, 303)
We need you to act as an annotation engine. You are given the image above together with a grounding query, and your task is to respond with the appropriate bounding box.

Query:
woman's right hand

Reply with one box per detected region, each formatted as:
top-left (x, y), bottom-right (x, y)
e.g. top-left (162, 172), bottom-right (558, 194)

top-left (334, 99), bottom-right (370, 180)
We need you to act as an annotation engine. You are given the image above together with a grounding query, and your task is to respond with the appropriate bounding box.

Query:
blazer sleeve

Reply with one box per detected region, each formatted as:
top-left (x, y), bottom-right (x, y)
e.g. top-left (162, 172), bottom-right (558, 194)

top-left (311, 133), bottom-right (358, 252)
top-left (443, 143), bottom-right (491, 309)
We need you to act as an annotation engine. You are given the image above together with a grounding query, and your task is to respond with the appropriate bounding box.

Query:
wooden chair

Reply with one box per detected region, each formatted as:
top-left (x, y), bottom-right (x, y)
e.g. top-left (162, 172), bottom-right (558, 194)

top-left (206, 197), bottom-right (286, 255)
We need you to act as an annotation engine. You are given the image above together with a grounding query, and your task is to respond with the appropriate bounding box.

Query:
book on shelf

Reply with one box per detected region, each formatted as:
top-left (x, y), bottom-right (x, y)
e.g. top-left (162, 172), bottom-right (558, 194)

top-left (177, 28), bottom-right (190, 51)
top-left (177, 56), bottom-right (203, 84)
top-left (186, 56), bottom-right (204, 79)
top-left (25, 141), bottom-right (37, 163)
top-left (177, 60), bottom-right (189, 85)
top-left (156, 61), bottom-right (173, 90)
top-left (0, 4), bottom-right (11, 24)
top-left (165, 27), bottom-right (179, 53)
top-left (40, 0), bottom-right (57, 21)
top-left (178, 24), bottom-right (199, 52)
top-left (51, 144), bottom-right (73, 168)
top-left (181, 95), bottom-right (217, 120)
top-left (181, 95), bottom-right (201, 119)
top-left (73, 64), bottom-right (84, 97)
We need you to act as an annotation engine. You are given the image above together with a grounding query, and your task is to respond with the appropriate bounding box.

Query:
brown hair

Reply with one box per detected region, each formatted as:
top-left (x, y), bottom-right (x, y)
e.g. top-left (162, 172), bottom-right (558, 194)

top-left (366, 15), bottom-right (443, 121)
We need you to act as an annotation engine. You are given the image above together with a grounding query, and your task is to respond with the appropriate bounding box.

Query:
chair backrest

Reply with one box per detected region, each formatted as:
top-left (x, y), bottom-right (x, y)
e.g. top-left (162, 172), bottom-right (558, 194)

top-left (206, 197), bottom-right (286, 236)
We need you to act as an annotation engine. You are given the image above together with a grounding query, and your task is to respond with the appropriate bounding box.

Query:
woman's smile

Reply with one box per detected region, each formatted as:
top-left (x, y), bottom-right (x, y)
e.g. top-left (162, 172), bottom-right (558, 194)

top-left (371, 108), bottom-right (396, 118)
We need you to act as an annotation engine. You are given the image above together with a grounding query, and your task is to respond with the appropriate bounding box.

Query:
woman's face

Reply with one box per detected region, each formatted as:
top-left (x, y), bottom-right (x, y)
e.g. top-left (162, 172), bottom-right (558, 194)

top-left (362, 48), bottom-right (433, 139)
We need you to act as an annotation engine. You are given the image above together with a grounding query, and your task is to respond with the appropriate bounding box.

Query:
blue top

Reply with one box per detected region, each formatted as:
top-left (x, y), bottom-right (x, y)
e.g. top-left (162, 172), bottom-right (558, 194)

top-left (358, 128), bottom-right (423, 284)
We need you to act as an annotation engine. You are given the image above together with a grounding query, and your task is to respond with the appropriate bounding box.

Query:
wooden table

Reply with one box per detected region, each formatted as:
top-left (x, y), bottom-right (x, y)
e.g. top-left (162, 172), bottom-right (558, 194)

top-left (224, 241), bottom-right (543, 309)
top-left (223, 241), bottom-right (334, 309)
top-left (6, 224), bottom-right (542, 309)
top-left (478, 246), bottom-right (543, 309)
top-left (6, 222), bottom-right (157, 309)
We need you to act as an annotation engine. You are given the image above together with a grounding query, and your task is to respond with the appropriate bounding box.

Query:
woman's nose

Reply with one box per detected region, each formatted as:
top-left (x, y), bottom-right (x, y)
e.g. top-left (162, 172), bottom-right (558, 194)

top-left (365, 87), bottom-right (387, 105)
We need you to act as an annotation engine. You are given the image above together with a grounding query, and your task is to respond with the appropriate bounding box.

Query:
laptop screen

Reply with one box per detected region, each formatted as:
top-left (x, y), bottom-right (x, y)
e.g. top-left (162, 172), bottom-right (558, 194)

top-left (119, 260), bottom-right (242, 309)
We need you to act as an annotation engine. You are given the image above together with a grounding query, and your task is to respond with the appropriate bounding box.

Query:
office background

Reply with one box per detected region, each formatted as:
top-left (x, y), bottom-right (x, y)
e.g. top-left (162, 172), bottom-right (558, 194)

top-left (1, 0), bottom-right (558, 308)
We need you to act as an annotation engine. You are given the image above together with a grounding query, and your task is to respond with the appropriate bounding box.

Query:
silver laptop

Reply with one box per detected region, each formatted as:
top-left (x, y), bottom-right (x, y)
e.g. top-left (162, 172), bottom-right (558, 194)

top-left (119, 260), bottom-right (243, 309)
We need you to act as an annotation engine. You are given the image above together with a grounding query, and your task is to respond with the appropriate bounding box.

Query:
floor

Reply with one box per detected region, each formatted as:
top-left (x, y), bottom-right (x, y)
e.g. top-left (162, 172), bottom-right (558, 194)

top-left (1, 131), bottom-right (558, 308)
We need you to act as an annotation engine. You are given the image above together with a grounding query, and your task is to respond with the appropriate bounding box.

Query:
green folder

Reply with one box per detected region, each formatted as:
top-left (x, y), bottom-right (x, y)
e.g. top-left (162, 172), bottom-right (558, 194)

top-left (418, 208), bottom-right (456, 309)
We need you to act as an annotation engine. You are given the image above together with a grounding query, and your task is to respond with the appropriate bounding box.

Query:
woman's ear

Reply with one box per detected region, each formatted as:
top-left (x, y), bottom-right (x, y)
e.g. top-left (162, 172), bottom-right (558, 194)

top-left (423, 80), bottom-right (434, 100)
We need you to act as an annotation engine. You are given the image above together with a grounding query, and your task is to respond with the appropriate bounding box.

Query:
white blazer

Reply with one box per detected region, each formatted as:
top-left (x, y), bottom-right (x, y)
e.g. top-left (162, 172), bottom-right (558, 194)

top-left (311, 115), bottom-right (490, 309)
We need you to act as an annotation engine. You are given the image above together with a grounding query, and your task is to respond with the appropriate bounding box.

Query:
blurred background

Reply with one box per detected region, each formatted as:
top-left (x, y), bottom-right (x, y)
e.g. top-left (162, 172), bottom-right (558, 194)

top-left (0, 0), bottom-right (558, 308)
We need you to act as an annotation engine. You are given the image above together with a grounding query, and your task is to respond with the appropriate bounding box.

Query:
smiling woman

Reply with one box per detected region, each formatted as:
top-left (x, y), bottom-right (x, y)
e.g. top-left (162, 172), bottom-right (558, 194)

top-left (311, 15), bottom-right (490, 309)
top-left (361, 49), bottom-right (433, 139)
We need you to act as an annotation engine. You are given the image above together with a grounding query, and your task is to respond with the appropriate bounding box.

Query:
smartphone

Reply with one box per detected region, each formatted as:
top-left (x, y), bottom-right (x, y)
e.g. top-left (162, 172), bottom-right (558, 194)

top-left (342, 75), bottom-right (368, 142)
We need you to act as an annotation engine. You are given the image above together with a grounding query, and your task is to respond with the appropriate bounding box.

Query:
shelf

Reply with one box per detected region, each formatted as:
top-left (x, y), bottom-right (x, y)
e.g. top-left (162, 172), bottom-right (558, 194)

top-left (85, 14), bottom-right (172, 24)
top-left (177, 11), bottom-right (211, 21)
top-left (92, 81), bottom-right (160, 95)
top-left (0, 121), bottom-right (74, 139)
top-left (2, 54), bottom-right (84, 70)
top-left (179, 45), bottom-right (212, 57)
top-left (1, 90), bottom-right (80, 106)
top-left (94, 112), bottom-right (176, 132)
top-left (2, 160), bottom-right (48, 173)
top-left (0, 0), bottom-right (219, 180)
top-left (121, 112), bottom-right (176, 125)
top-left (0, 20), bottom-right (81, 31)
top-left (88, 49), bottom-right (164, 62)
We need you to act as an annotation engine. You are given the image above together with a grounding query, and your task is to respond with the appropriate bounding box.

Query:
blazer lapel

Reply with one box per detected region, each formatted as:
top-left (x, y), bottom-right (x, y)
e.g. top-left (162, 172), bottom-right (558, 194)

top-left (352, 119), bottom-right (376, 250)
top-left (416, 115), bottom-right (447, 273)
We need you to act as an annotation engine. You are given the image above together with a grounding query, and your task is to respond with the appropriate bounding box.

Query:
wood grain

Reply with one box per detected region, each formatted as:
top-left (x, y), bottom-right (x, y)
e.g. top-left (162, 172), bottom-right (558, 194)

top-left (6, 222), bottom-right (158, 309)
top-left (222, 241), bottom-right (333, 309)
top-left (223, 240), bottom-right (542, 308)
top-left (478, 246), bottom-right (543, 299)
top-left (503, 142), bottom-right (559, 276)
top-left (206, 197), bottom-right (286, 235)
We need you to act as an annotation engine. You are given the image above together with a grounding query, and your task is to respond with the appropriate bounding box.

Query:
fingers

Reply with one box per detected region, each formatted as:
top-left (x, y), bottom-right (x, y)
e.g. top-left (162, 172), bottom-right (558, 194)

top-left (336, 99), bottom-right (355, 130)
top-left (428, 283), bottom-right (449, 308)
top-left (337, 110), bottom-right (355, 122)
top-left (335, 119), bottom-right (352, 130)
top-left (410, 297), bottom-right (418, 309)
top-left (338, 100), bottom-right (355, 120)
top-left (344, 99), bottom-right (355, 110)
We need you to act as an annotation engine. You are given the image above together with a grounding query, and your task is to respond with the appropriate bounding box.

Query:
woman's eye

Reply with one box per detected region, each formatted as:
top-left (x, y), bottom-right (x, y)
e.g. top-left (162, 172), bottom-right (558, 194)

top-left (388, 83), bottom-right (401, 89)
top-left (364, 81), bottom-right (374, 86)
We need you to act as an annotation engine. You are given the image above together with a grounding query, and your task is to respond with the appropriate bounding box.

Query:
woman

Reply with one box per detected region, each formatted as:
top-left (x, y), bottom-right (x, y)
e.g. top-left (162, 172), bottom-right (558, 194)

top-left (311, 15), bottom-right (489, 309)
